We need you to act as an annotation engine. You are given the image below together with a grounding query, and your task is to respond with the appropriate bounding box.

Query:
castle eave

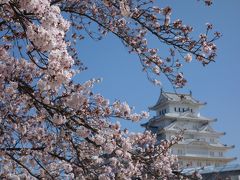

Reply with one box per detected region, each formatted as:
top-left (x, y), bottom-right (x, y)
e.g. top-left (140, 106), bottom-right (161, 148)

top-left (140, 122), bottom-right (148, 127)
top-left (177, 155), bottom-right (237, 162)
top-left (160, 128), bottom-right (225, 137)
top-left (164, 113), bottom-right (216, 122)
top-left (175, 141), bottom-right (235, 150)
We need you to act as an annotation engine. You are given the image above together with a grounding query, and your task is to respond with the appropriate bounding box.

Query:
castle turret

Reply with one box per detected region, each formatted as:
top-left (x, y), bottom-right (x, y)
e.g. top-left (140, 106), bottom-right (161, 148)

top-left (142, 90), bottom-right (236, 168)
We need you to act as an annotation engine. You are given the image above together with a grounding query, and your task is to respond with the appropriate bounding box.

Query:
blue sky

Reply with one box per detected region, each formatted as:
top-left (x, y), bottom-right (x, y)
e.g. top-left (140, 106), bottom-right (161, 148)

top-left (77, 1), bottom-right (240, 163)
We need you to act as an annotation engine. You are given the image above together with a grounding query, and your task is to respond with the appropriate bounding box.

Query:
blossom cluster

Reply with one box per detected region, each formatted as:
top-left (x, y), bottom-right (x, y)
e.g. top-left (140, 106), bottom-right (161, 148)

top-left (70, 0), bottom-right (219, 87)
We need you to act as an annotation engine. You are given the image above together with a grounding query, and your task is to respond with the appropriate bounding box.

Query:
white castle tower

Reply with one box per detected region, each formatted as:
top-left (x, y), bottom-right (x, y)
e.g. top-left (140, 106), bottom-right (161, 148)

top-left (142, 90), bottom-right (236, 168)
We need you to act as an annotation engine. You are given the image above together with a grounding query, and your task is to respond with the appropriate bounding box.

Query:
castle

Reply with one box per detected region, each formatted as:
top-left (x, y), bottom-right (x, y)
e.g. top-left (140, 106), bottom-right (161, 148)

top-left (142, 91), bottom-right (236, 168)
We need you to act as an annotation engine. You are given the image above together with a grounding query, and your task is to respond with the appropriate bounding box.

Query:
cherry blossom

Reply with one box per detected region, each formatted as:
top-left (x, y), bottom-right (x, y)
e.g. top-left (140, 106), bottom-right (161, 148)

top-left (184, 53), bottom-right (193, 63)
top-left (0, 0), bottom-right (217, 179)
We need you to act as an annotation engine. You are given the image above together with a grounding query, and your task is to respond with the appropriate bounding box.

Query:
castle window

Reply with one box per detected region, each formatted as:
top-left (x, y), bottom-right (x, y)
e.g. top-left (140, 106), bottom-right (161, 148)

top-left (197, 161), bottom-right (202, 167)
top-left (210, 138), bottom-right (214, 143)
top-left (174, 107), bottom-right (177, 112)
top-left (179, 161), bottom-right (183, 166)
top-left (193, 124), bottom-right (198, 129)
top-left (177, 149), bottom-right (183, 155)
top-left (210, 151), bottom-right (214, 157)
top-left (178, 107), bottom-right (181, 112)
top-left (191, 109), bottom-right (193, 113)
top-left (187, 161), bottom-right (193, 167)
top-left (219, 152), bottom-right (223, 157)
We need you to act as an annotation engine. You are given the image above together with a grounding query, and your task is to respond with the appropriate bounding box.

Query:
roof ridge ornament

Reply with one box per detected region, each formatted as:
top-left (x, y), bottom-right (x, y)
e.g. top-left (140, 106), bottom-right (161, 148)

top-left (190, 90), bottom-right (192, 96)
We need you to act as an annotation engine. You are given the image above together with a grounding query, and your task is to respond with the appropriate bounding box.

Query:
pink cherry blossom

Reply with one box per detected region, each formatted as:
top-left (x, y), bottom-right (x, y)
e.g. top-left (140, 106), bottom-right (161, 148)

top-left (0, 0), bottom-right (218, 179)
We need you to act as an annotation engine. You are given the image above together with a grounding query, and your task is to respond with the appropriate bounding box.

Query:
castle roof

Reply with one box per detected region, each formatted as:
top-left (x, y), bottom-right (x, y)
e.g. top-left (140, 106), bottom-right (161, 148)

top-left (149, 91), bottom-right (206, 110)
top-left (158, 121), bottom-right (225, 136)
top-left (181, 163), bottom-right (240, 176)
top-left (175, 139), bottom-right (235, 150)
top-left (141, 112), bottom-right (216, 127)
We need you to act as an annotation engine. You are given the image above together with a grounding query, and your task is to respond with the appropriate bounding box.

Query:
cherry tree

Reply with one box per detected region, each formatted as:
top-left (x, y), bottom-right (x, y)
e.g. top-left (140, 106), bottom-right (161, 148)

top-left (0, 0), bottom-right (218, 179)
